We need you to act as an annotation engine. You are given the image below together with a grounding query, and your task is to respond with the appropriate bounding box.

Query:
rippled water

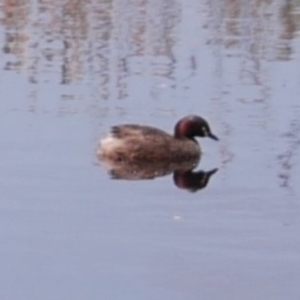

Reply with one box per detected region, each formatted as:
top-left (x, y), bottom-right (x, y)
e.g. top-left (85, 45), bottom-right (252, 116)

top-left (1, 1), bottom-right (300, 299)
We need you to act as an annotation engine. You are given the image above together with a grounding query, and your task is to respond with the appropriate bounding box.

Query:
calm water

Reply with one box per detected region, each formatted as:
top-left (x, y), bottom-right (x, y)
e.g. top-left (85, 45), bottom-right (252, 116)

top-left (1, 0), bottom-right (300, 299)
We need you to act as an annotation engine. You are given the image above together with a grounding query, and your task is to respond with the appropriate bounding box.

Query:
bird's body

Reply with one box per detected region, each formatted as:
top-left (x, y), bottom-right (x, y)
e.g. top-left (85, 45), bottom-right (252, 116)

top-left (98, 115), bottom-right (218, 163)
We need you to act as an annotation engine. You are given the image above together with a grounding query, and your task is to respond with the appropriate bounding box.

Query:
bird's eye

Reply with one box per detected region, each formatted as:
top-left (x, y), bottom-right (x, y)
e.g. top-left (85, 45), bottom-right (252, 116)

top-left (202, 126), bottom-right (207, 135)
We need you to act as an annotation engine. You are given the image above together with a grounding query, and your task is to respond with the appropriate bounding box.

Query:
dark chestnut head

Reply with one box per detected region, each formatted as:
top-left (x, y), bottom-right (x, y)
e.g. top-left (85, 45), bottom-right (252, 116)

top-left (174, 115), bottom-right (219, 141)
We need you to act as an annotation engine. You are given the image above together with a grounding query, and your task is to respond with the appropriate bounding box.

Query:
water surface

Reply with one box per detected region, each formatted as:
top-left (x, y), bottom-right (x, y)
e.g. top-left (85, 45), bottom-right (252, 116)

top-left (1, 0), bottom-right (300, 299)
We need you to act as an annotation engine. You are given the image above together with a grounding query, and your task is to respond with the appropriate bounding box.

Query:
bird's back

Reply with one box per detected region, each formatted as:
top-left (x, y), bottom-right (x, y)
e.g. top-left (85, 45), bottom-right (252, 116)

top-left (111, 124), bottom-right (171, 139)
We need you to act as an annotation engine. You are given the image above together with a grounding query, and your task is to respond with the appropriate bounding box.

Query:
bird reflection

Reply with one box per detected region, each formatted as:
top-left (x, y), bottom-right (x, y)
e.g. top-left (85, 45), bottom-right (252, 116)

top-left (99, 157), bottom-right (218, 192)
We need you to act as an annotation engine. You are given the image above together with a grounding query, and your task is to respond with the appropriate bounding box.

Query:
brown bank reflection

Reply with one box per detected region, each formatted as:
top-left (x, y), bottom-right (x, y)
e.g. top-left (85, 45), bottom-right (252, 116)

top-left (1, 0), bottom-right (299, 82)
top-left (99, 156), bottom-right (218, 192)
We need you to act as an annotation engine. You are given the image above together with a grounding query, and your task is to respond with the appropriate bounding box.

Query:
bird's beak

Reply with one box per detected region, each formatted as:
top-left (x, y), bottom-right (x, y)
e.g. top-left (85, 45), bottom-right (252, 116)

top-left (206, 168), bottom-right (218, 176)
top-left (208, 132), bottom-right (219, 141)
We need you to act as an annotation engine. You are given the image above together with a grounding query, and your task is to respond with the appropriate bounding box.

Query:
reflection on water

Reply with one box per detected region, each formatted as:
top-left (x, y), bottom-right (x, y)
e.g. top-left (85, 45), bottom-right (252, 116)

top-left (2, 1), bottom-right (299, 82)
top-left (3, 1), bottom-right (299, 70)
top-left (99, 155), bottom-right (218, 192)
top-left (173, 167), bottom-right (218, 192)
top-left (277, 118), bottom-right (300, 190)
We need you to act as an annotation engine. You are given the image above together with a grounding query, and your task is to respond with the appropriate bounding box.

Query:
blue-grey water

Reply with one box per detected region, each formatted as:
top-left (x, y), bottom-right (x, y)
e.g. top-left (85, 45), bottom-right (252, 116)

top-left (1, 1), bottom-right (300, 299)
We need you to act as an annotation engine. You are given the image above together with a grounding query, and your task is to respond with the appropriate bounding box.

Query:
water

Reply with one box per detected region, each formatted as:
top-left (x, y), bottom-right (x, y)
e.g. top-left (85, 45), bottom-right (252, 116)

top-left (1, 0), bottom-right (300, 299)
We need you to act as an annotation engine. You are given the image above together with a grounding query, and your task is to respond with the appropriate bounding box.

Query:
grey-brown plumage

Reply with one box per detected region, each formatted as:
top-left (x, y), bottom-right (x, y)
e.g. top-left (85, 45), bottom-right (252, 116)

top-left (98, 115), bottom-right (218, 163)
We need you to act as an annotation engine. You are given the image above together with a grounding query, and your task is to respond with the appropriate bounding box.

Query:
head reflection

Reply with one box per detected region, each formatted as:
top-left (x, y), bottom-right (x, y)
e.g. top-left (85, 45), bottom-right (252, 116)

top-left (173, 168), bottom-right (218, 192)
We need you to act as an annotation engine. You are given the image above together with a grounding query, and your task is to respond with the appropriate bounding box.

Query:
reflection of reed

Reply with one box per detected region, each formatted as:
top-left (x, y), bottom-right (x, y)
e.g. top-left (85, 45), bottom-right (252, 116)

top-left (147, 0), bottom-right (179, 77)
top-left (278, 1), bottom-right (300, 60)
top-left (208, 0), bottom-right (300, 176)
top-left (277, 118), bottom-right (300, 190)
top-left (0, 0), bottom-right (180, 91)
top-left (1, 0), bottom-right (300, 79)
top-left (208, 0), bottom-right (300, 62)
top-left (92, 1), bottom-right (112, 101)
top-left (1, 0), bottom-right (300, 118)
top-left (1, 0), bottom-right (29, 70)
